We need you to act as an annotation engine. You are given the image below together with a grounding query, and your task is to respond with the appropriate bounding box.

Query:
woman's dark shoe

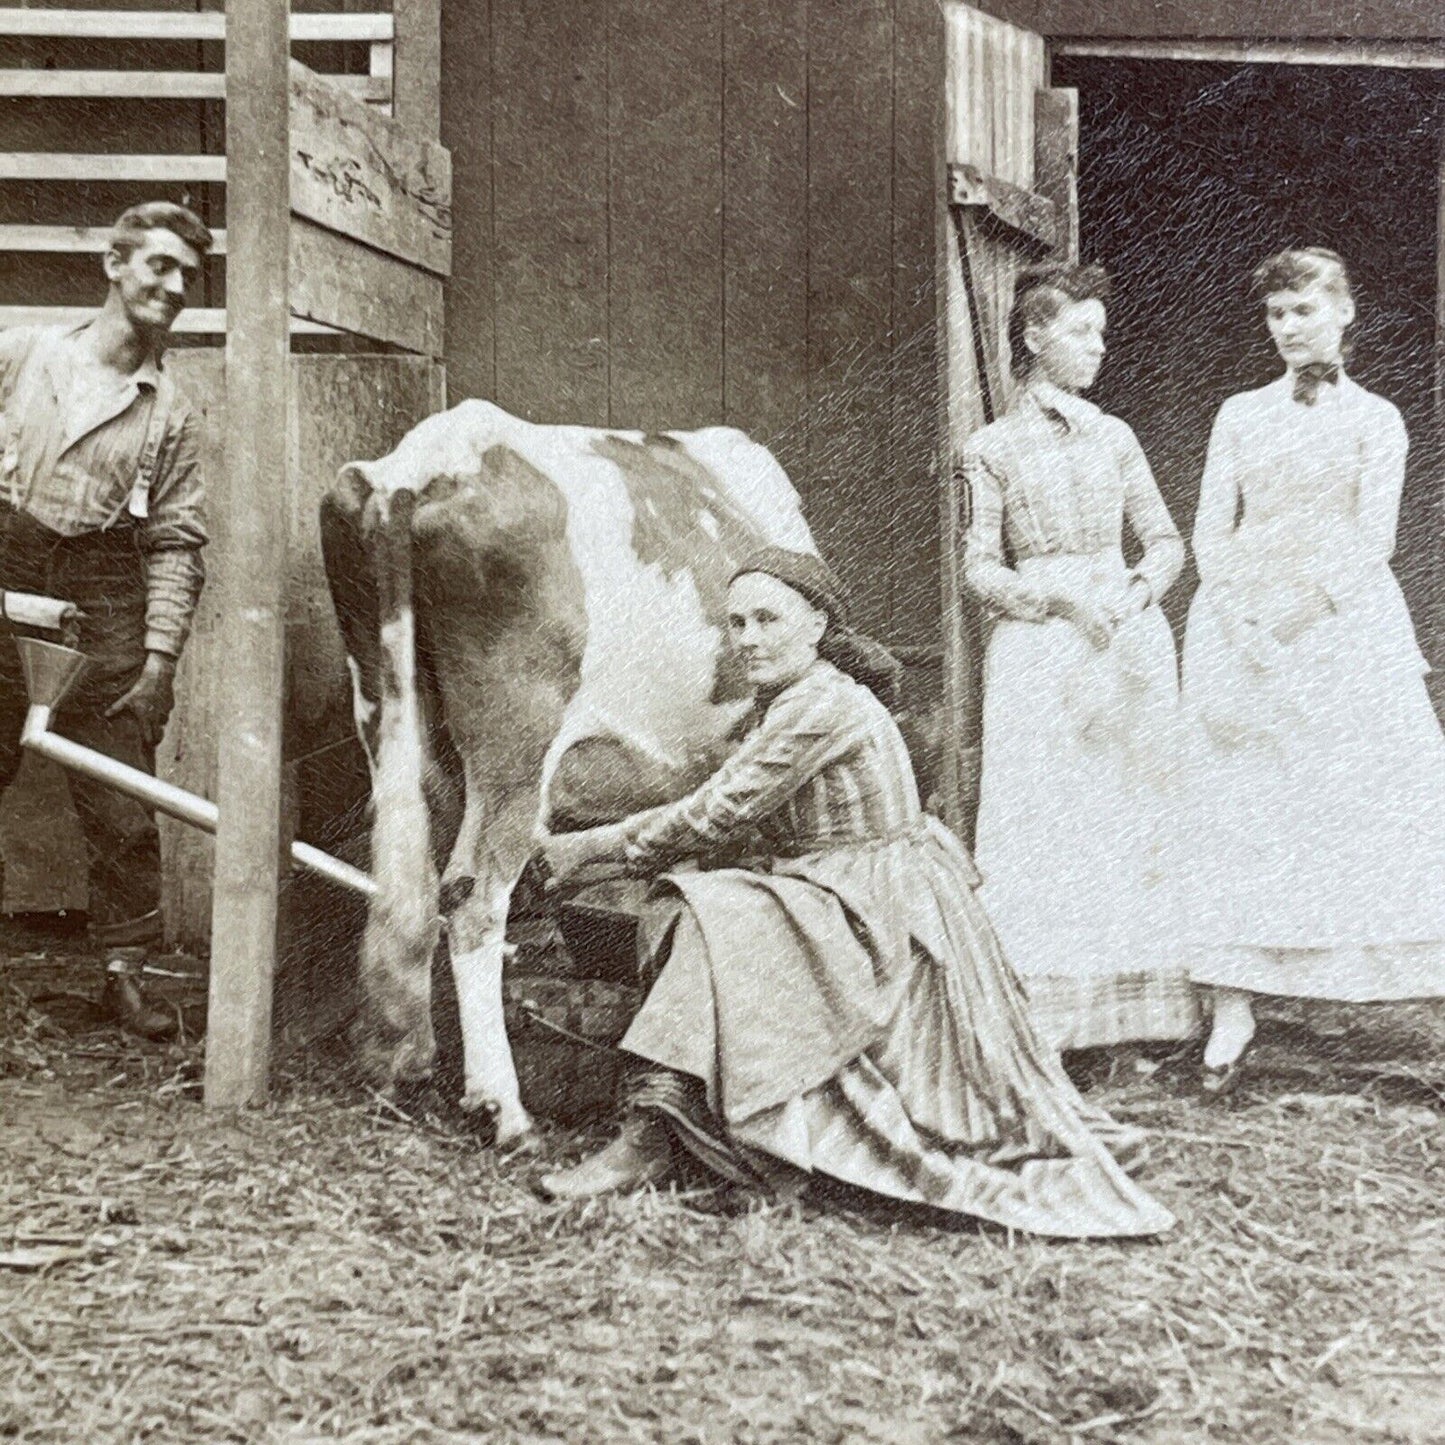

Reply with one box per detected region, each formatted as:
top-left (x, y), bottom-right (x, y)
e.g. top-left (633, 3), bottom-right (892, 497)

top-left (539, 1114), bottom-right (674, 1200)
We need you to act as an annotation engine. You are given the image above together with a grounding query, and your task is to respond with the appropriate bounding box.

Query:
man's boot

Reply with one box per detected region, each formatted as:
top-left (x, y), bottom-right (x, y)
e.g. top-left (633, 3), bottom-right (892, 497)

top-left (99, 947), bottom-right (177, 1041)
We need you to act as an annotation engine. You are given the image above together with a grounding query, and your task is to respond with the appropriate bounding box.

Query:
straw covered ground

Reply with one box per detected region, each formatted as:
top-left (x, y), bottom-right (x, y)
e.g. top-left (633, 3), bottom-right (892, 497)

top-left (2, 936), bottom-right (1443, 1445)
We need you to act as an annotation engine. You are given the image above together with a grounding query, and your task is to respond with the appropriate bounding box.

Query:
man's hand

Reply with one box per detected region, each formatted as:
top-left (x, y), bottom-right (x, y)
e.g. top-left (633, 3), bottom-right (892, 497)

top-left (105, 652), bottom-right (176, 748)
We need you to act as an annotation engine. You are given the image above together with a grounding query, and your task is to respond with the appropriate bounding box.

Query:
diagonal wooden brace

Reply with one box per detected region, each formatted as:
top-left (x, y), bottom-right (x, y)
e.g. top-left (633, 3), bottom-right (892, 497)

top-left (948, 161), bottom-right (1058, 254)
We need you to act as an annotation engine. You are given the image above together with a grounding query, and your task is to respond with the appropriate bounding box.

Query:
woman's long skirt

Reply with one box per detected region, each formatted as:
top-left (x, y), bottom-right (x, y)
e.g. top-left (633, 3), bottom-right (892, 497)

top-left (620, 819), bottom-right (1175, 1241)
top-left (973, 555), bottom-right (1199, 1051)
top-left (1181, 572), bottom-right (1445, 1000)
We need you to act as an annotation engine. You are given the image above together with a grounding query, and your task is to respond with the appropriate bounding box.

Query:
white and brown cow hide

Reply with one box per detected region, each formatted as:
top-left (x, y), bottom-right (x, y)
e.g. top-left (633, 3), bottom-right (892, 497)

top-left (320, 400), bottom-right (816, 1144)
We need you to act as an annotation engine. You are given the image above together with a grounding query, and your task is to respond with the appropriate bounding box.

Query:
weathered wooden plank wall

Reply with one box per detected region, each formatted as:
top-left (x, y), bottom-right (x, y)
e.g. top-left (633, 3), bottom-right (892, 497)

top-left (441, 0), bottom-right (947, 649)
top-left (158, 352), bottom-right (442, 952)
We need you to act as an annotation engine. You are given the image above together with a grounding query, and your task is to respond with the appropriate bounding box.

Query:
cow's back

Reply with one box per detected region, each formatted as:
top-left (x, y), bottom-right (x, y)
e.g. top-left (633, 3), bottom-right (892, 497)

top-left (441, 405), bottom-right (815, 819)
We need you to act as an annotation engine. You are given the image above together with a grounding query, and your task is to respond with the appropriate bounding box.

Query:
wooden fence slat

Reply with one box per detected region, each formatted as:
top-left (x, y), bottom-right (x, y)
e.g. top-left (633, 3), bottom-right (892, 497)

top-left (607, 0), bottom-right (724, 429)
top-left (721, 0), bottom-right (808, 482)
top-left (0, 9), bottom-right (393, 42)
top-left (289, 62), bottom-right (451, 278)
top-left (0, 305), bottom-right (339, 334)
top-left (0, 70), bottom-right (388, 102)
top-left (0, 153), bottom-right (226, 181)
top-left (490, 0), bottom-right (608, 423)
top-left (289, 217), bottom-right (443, 355)
top-left (0, 224), bottom-right (227, 253)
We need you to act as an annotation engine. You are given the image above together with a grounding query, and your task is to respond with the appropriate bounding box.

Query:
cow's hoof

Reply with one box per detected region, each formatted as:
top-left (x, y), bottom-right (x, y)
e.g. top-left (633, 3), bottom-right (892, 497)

top-left (459, 1091), bottom-right (534, 1150)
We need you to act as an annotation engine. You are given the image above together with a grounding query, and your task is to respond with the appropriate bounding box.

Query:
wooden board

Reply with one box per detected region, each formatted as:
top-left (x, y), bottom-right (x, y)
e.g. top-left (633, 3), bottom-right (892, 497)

top-left (0, 9), bottom-right (393, 42)
top-left (948, 160), bottom-right (1057, 252)
top-left (890, 0), bottom-right (946, 645)
top-left (489, 0), bottom-right (608, 423)
top-left (0, 224), bottom-right (228, 253)
top-left (289, 217), bottom-right (444, 355)
top-left (439, 0), bottom-right (494, 405)
top-left (0, 153), bottom-right (226, 182)
top-left (0, 307), bottom-right (340, 335)
top-left (1033, 88), bottom-right (1080, 262)
top-left (607, 0), bottom-right (724, 429)
top-left (0, 70), bottom-right (387, 101)
top-left (1054, 38), bottom-right (1445, 69)
top-left (288, 61), bottom-right (451, 278)
top-left (805, 0), bottom-right (895, 636)
top-left (392, 0), bottom-right (441, 139)
top-left (721, 0), bottom-right (809, 482)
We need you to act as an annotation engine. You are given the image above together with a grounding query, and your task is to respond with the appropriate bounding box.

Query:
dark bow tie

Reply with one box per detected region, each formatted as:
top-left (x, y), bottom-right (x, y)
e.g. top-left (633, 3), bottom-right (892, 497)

top-left (1292, 362), bottom-right (1341, 406)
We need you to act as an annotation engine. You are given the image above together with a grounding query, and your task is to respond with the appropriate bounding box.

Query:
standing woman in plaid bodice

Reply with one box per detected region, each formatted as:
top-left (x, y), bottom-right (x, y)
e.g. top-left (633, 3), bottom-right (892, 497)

top-left (962, 263), bottom-right (1199, 1054)
top-left (538, 547), bottom-right (1174, 1241)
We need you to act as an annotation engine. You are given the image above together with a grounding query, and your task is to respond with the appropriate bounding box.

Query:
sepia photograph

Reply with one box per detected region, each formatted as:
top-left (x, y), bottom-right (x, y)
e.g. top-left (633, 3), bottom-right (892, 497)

top-left (1, 1), bottom-right (1442, 1441)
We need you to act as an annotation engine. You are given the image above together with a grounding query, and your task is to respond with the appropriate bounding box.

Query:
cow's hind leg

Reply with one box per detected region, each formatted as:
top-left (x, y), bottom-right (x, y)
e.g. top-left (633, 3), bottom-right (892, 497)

top-left (443, 778), bottom-right (539, 1146)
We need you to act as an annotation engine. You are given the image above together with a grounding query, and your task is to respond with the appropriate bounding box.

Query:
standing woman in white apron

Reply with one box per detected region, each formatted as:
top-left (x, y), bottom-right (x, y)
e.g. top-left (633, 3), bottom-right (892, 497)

top-left (1182, 247), bottom-right (1445, 1092)
top-left (962, 263), bottom-right (1199, 1053)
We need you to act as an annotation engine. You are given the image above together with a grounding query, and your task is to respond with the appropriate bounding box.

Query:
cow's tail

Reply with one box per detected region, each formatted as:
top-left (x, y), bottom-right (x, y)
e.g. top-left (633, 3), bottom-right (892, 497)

top-left (355, 485), bottom-right (442, 1086)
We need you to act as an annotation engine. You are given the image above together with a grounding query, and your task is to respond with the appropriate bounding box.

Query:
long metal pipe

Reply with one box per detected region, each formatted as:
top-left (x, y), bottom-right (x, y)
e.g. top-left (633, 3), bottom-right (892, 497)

top-left (20, 700), bottom-right (377, 900)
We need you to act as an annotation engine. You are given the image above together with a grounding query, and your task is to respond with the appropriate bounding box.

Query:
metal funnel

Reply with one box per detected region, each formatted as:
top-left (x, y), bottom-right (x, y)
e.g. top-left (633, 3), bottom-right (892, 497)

top-left (15, 636), bottom-right (89, 710)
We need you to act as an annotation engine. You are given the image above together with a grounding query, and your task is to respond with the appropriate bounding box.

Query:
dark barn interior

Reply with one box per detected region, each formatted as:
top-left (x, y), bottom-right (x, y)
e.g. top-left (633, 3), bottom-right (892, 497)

top-left (1054, 57), bottom-right (1445, 703)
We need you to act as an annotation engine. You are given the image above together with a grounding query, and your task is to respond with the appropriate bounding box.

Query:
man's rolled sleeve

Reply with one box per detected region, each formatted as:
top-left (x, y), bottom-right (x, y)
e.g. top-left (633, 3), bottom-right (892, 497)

top-left (141, 405), bottom-right (208, 657)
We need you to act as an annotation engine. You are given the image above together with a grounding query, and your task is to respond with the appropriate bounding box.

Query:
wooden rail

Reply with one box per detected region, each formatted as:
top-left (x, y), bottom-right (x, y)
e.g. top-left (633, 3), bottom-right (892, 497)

top-left (0, 70), bottom-right (389, 102)
top-left (0, 225), bottom-right (228, 254)
top-left (0, 9), bottom-right (392, 42)
top-left (0, 306), bottom-right (340, 335)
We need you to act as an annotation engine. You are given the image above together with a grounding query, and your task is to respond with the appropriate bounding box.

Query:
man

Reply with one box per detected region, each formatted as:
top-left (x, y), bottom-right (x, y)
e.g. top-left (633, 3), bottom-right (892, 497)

top-left (0, 201), bottom-right (212, 1037)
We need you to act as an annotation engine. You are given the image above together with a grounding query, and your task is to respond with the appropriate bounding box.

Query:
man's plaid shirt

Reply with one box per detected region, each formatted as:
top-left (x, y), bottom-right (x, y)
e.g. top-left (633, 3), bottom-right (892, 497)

top-left (0, 321), bottom-right (207, 657)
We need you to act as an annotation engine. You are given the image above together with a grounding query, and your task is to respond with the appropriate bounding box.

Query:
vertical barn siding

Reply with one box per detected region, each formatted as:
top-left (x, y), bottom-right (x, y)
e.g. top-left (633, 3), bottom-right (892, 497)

top-left (491, 0), bottom-right (608, 422)
top-left (721, 0), bottom-right (809, 483)
top-left (806, 0), bottom-right (896, 630)
top-left (608, 0), bottom-right (724, 428)
top-left (442, 0), bottom-right (945, 646)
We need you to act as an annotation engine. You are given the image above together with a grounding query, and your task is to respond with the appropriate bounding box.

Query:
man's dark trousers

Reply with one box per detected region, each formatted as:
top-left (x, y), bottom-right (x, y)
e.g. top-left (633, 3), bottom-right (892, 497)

top-left (0, 499), bottom-right (162, 940)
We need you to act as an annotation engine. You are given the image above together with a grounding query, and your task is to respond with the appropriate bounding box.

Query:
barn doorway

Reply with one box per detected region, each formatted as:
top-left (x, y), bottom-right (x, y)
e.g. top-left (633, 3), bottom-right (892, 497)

top-left (1052, 57), bottom-right (1445, 703)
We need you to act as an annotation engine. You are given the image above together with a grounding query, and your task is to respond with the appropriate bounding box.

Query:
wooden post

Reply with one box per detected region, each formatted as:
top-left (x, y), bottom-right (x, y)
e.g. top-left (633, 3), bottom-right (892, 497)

top-left (204, 0), bottom-right (291, 1107)
top-left (393, 0), bottom-right (442, 140)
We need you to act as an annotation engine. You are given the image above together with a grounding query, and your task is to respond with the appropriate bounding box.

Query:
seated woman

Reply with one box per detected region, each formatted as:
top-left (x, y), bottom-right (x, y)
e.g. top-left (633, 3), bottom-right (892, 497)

top-left (539, 548), bottom-right (1174, 1240)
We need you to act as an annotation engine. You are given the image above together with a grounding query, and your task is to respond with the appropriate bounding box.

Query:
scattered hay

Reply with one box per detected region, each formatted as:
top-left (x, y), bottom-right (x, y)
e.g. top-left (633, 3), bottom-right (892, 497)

top-left (1, 955), bottom-right (1442, 1443)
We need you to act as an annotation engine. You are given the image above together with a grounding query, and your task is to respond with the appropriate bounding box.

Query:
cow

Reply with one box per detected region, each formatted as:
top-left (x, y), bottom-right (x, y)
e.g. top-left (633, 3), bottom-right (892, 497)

top-left (319, 400), bottom-right (818, 1146)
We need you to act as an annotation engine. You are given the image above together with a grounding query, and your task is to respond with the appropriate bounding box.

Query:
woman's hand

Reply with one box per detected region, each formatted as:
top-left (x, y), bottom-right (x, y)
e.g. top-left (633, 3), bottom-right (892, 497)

top-left (539, 824), bottom-right (630, 892)
top-left (1050, 595), bottom-right (1116, 652)
top-left (1116, 574), bottom-right (1152, 622)
top-left (1268, 582), bottom-right (1336, 645)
